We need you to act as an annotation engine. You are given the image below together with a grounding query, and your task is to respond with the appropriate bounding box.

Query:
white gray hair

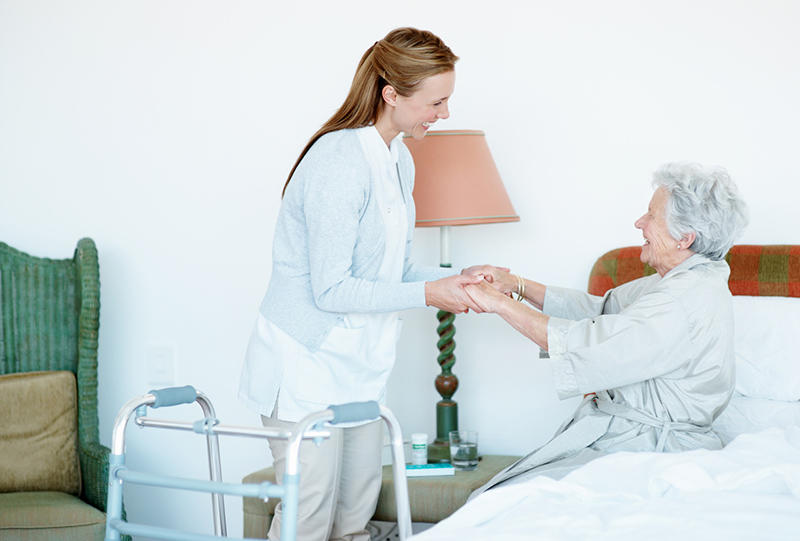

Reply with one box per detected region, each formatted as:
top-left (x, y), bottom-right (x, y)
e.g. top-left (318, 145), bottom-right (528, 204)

top-left (653, 162), bottom-right (749, 260)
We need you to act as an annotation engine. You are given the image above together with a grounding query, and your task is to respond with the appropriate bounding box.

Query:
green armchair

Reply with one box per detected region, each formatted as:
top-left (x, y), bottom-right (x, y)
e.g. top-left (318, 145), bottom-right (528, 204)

top-left (0, 238), bottom-right (125, 540)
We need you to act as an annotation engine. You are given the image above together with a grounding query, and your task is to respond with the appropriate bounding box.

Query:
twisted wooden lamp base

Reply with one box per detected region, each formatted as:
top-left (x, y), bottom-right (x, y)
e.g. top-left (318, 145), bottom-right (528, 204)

top-left (429, 308), bottom-right (459, 463)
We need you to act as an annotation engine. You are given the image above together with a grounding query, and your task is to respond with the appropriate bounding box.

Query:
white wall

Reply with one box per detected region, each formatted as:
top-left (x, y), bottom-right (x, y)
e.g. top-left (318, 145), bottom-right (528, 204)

top-left (1, 0), bottom-right (798, 537)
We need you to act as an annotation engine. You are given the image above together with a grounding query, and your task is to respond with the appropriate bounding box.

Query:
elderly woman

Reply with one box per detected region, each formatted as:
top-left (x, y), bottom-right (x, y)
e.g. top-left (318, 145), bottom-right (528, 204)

top-left (466, 162), bottom-right (749, 496)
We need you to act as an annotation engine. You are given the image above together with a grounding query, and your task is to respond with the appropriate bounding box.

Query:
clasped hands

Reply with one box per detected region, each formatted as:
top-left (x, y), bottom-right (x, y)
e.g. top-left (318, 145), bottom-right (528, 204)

top-left (425, 265), bottom-right (517, 314)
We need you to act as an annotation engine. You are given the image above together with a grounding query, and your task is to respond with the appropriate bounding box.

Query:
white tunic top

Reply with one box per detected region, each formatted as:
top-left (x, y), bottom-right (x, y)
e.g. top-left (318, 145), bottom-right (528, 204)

top-left (239, 126), bottom-right (407, 424)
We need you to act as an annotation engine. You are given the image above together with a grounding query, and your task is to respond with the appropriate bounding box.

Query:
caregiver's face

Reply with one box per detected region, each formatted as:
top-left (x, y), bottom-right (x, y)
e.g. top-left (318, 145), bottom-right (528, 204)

top-left (635, 187), bottom-right (679, 276)
top-left (393, 70), bottom-right (455, 140)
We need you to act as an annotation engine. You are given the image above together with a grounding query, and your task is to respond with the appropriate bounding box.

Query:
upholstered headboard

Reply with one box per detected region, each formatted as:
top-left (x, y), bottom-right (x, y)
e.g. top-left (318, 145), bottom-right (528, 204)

top-left (588, 245), bottom-right (800, 297)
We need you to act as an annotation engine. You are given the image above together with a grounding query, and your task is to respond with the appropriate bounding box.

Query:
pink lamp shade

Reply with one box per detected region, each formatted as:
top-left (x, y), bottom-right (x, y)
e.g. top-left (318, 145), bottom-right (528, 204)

top-left (403, 130), bottom-right (519, 227)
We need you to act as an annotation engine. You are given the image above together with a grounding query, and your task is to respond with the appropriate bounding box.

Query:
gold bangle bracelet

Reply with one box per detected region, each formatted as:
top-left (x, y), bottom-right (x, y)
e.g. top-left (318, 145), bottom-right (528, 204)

top-left (515, 274), bottom-right (525, 302)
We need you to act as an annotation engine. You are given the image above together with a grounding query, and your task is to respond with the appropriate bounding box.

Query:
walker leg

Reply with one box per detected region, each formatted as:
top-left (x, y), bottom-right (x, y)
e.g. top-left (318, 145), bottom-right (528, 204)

top-left (104, 454), bottom-right (126, 541)
top-left (196, 392), bottom-right (227, 536)
top-left (281, 472), bottom-right (300, 541)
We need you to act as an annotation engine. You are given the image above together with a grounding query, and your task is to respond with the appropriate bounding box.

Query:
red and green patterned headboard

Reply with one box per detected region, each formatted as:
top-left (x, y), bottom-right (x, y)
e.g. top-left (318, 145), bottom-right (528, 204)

top-left (588, 245), bottom-right (800, 297)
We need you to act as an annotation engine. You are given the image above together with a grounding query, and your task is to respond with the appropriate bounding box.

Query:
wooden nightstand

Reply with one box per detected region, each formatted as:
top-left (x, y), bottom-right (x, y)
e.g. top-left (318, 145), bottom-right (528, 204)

top-left (242, 455), bottom-right (519, 538)
top-left (373, 455), bottom-right (519, 523)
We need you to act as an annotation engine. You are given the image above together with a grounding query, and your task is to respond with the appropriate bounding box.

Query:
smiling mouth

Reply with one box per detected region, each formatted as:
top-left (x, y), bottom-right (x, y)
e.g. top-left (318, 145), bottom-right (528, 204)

top-left (422, 121), bottom-right (435, 128)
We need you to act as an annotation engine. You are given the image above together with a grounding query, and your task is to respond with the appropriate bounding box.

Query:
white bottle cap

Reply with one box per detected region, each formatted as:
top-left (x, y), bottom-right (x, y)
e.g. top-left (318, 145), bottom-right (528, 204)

top-left (411, 433), bottom-right (427, 443)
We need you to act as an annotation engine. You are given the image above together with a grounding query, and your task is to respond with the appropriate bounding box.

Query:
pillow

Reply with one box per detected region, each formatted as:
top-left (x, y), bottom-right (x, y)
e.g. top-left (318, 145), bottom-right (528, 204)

top-left (732, 296), bottom-right (800, 401)
top-left (713, 393), bottom-right (800, 445)
top-left (0, 371), bottom-right (81, 495)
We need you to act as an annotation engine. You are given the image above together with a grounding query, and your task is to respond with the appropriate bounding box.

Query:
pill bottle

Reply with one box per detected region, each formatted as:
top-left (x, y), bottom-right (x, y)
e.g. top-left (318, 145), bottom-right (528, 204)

top-left (411, 433), bottom-right (428, 465)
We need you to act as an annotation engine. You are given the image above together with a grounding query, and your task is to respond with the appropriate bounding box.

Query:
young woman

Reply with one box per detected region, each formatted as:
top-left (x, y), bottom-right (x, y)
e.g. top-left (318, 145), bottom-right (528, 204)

top-left (239, 28), bottom-right (502, 540)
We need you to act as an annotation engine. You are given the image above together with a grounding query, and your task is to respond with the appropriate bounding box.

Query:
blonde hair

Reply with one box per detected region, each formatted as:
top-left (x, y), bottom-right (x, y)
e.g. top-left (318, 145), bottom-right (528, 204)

top-left (282, 27), bottom-right (458, 196)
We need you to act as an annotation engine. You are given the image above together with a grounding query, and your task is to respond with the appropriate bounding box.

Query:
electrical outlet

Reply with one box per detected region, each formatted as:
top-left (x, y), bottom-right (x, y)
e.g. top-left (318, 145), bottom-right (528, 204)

top-left (147, 344), bottom-right (175, 386)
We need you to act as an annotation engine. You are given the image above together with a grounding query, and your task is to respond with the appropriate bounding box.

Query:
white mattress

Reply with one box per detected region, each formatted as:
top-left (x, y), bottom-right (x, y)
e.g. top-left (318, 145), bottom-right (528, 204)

top-left (411, 426), bottom-right (800, 541)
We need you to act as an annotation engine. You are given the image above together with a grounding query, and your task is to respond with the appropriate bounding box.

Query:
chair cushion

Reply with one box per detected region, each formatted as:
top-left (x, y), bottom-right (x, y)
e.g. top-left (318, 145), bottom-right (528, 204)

top-left (0, 371), bottom-right (81, 495)
top-left (0, 491), bottom-right (105, 540)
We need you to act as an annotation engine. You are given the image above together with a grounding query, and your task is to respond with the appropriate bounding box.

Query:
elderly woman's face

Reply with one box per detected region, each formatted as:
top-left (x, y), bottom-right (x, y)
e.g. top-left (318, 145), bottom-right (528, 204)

top-left (635, 187), bottom-right (681, 276)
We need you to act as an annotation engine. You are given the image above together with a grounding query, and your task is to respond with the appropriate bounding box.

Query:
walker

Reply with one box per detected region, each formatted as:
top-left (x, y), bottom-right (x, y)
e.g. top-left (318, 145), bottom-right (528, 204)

top-left (104, 386), bottom-right (412, 541)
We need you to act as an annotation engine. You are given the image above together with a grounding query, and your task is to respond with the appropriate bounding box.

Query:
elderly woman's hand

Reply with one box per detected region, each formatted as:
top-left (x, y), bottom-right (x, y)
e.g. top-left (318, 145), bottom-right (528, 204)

top-left (463, 280), bottom-right (508, 313)
top-left (465, 279), bottom-right (550, 349)
top-left (462, 265), bottom-right (516, 295)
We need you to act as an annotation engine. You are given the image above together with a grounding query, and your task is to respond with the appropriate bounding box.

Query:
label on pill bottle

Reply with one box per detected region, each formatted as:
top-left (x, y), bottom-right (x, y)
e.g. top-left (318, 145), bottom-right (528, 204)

top-left (411, 433), bottom-right (428, 465)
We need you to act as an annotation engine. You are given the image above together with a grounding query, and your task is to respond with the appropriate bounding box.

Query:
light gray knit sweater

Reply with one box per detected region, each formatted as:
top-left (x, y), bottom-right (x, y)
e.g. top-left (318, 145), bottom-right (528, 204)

top-left (259, 129), bottom-right (455, 352)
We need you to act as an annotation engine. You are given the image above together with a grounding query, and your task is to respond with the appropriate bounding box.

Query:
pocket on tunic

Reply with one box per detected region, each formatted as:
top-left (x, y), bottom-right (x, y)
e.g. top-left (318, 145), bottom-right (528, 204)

top-left (294, 325), bottom-right (366, 405)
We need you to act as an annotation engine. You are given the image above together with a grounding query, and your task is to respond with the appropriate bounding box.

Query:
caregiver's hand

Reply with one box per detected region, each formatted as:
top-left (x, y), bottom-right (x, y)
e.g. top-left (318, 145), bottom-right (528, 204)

top-left (426, 274), bottom-right (484, 314)
top-left (463, 279), bottom-right (508, 313)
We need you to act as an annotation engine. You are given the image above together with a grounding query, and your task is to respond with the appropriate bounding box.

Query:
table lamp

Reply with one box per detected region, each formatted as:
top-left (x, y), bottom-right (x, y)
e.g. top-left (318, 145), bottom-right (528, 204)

top-left (404, 130), bottom-right (519, 462)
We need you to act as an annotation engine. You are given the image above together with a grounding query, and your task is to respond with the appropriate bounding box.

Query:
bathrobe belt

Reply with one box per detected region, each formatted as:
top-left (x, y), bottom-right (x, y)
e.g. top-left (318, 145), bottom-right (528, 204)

top-left (592, 390), bottom-right (713, 452)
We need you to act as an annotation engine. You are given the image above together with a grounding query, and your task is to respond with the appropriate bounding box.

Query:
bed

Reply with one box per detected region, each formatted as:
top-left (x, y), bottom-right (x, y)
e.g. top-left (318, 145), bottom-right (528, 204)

top-left (411, 245), bottom-right (800, 541)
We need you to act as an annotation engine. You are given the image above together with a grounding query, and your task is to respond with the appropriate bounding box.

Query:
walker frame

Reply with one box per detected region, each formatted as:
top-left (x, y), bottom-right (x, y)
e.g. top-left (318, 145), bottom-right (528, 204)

top-left (104, 386), bottom-right (412, 541)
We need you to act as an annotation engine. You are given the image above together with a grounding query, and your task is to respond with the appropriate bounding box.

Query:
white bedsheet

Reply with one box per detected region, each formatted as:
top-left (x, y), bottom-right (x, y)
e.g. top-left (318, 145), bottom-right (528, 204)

top-left (411, 426), bottom-right (800, 541)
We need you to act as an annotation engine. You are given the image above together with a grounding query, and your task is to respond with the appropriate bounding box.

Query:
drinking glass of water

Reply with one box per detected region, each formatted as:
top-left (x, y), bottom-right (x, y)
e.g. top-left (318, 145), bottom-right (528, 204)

top-left (449, 430), bottom-right (478, 471)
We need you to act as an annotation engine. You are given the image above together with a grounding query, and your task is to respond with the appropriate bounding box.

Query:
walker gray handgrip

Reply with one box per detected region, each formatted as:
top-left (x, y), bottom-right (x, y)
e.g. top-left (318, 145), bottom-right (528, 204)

top-left (328, 401), bottom-right (380, 424)
top-left (148, 386), bottom-right (197, 408)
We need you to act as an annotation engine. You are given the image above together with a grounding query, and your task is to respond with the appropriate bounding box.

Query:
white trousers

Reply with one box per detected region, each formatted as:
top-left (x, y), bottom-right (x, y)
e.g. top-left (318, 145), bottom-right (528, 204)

top-left (261, 413), bottom-right (383, 541)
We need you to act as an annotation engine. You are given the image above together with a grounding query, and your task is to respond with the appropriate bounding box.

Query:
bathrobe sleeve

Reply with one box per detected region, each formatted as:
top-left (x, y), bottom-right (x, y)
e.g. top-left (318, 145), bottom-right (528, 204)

top-left (544, 278), bottom-right (693, 399)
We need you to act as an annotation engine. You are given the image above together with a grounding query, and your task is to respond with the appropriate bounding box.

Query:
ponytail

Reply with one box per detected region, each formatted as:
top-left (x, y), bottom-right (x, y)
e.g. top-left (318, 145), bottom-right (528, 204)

top-left (282, 28), bottom-right (458, 196)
